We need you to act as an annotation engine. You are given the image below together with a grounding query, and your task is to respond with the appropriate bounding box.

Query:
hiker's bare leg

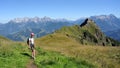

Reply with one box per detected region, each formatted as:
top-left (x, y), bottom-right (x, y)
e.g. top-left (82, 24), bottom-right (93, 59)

top-left (33, 49), bottom-right (35, 58)
top-left (32, 50), bottom-right (34, 58)
top-left (32, 49), bottom-right (35, 58)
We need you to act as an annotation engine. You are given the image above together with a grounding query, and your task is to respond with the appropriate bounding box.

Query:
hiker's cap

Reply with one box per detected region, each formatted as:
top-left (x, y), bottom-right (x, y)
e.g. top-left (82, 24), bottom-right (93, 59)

top-left (31, 33), bottom-right (34, 36)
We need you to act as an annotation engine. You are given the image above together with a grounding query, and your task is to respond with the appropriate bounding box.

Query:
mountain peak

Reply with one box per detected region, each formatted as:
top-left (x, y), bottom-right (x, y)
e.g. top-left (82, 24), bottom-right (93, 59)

top-left (108, 14), bottom-right (117, 19)
top-left (80, 18), bottom-right (94, 27)
top-left (9, 17), bottom-right (30, 23)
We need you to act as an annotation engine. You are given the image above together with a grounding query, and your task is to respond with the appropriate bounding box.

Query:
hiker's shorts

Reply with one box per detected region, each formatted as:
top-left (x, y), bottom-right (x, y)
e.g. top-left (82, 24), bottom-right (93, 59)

top-left (30, 44), bottom-right (35, 52)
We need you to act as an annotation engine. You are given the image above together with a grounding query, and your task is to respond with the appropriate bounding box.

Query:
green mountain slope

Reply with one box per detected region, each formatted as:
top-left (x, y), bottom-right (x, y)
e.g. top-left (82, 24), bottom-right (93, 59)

top-left (0, 36), bottom-right (30, 68)
top-left (7, 28), bottom-right (49, 41)
top-left (55, 18), bottom-right (120, 46)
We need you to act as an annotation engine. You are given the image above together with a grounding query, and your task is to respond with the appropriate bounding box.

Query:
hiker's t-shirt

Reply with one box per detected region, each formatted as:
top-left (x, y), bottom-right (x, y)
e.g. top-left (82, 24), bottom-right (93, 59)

top-left (29, 38), bottom-right (34, 45)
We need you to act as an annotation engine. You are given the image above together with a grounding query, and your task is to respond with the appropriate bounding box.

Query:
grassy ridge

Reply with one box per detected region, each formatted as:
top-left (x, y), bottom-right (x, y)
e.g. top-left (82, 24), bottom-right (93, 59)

top-left (0, 36), bottom-right (96, 68)
top-left (0, 43), bottom-right (30, 68)
top-left (0, 33), bottom-right (120, 68)
top-left (34, 47), bottom-right (96, 68)
top-left (0, 37), bottom-right (30, 68)
top-left (35, 33), bottom-right (120, 68)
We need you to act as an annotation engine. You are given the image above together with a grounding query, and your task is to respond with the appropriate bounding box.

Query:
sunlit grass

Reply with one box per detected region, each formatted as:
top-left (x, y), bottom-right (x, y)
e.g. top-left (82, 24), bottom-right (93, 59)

top-left (35, 33), bottom-right (120, 68)
top-left (0, 33), bottom-right (120, 68)
top-left (0, 37), bottom-right (30, 68)
top-left (34, 47), bottom-right (96, 68)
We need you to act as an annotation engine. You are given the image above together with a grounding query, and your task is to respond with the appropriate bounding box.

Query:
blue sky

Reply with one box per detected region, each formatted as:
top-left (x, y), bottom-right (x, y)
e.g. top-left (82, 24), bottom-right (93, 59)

top-left (0, 0), bottom-right (120, 23)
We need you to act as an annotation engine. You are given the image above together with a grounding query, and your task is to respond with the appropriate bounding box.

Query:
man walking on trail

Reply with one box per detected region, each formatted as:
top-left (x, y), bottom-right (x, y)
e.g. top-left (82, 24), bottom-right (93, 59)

top-left (27, 33), bottom-right (35, 59)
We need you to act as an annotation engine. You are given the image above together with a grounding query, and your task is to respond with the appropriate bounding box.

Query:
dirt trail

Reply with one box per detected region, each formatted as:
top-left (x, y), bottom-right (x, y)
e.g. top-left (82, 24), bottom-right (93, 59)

top-left (26, 48), bottom-right (38, 68)
top-left (26, 59), bottom-right (37, 68)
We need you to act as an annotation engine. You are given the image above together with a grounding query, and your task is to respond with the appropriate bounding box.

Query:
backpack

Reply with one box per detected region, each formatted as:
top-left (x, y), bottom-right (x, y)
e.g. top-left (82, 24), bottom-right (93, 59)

top-left (27, 38), bottom-right (29, 45)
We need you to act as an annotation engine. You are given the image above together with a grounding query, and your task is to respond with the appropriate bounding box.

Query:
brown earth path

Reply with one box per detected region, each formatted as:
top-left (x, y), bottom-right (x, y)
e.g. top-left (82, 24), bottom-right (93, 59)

top-left (26, 49), bottom-right (38, 68)
top-left (26, 59), bottom-right (37, 68)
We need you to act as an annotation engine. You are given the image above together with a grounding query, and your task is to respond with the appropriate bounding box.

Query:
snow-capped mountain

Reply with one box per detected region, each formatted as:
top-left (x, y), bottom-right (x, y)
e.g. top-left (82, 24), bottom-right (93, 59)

top-left (90, 14), bottom-right (120, 32)
top-left (0, 17), bottom-right (72, 41)
top-left (0, 14), bottom-right (120, 41)
top-left (9, 16), bottom-right (68, 23)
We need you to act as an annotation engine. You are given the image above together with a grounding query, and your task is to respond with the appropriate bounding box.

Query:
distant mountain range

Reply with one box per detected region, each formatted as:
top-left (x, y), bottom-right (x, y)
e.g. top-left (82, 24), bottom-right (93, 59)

top-left (75, 14), bottom-right (120, 32)
top-left (0, 17), bottom-right (73, 41)
top-left (90, 14), bottom-right (120, 32)
top-left (0, 14), bottom-right (120, 41)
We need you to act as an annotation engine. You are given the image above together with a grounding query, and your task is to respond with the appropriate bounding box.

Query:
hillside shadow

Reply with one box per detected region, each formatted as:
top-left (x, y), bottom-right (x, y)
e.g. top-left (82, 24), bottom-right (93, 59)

top-left (21, 52), bottom-right (31, 58)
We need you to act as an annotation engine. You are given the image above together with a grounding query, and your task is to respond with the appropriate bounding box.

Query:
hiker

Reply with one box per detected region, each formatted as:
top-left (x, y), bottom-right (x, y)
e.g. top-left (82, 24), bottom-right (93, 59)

top-left (27, 33), bottom-right (35, 59)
